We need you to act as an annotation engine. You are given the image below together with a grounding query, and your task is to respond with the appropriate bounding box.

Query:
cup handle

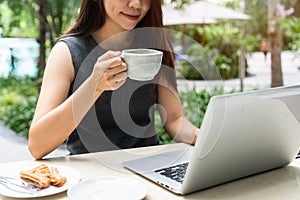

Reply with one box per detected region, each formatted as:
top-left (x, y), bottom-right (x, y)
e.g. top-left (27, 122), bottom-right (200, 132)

top-left (120, 54), bottom-right (125, 63)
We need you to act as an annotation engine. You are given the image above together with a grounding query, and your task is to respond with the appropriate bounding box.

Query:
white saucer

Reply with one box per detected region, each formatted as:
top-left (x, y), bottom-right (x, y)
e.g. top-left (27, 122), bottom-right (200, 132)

top-left (67, 176), bottom-right (147, 200)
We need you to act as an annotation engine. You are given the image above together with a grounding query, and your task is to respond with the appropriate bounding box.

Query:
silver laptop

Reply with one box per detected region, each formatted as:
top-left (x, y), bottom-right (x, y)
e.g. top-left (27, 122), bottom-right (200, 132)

top-left (122, 85), bottom-right (300, 195)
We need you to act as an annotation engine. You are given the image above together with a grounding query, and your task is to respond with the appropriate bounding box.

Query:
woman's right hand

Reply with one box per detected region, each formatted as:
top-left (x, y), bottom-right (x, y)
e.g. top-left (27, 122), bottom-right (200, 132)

top-left (90, 50), bottom-right (128, 97)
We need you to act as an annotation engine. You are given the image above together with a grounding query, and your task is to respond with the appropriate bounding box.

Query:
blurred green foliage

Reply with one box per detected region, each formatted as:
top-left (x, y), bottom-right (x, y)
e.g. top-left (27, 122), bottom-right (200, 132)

top-left (178, 23), bottom-right (259, 80)
top-left (0, 0), bottom-right (80, 39)
top-left (0, 76), bottom-right (232, 144)
top-left (0, 75), bottom-right (38, 137)
top-left (0, 0), bottom-right (297, 143)
top-left (280, 17), bottom-right (300, 51)
top-left (156, 87), bottom-right (235, 144)
top-left (170, 0), bottom-right (297, 81)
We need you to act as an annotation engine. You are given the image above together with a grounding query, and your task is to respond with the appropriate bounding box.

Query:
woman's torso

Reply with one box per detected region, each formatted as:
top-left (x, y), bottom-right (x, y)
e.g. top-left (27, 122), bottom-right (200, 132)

top-left (59, 35), bottom-right (160, 154)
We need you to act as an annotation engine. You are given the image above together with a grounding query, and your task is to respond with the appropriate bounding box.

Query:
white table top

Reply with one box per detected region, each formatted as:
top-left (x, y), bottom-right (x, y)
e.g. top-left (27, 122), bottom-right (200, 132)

top-left (1, 143), bottom-right (300, 199)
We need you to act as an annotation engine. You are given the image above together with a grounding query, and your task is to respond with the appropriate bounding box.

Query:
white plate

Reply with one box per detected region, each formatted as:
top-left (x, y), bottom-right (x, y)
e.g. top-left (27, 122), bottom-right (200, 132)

top-left (0, 164), bottom-right (80, 198)
top-left (67, 176), bottom-right (147, 200)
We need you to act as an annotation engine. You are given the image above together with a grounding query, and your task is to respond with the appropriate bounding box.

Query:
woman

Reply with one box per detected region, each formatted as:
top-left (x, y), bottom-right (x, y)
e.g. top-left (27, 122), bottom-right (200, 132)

top-left (28, 0), bottom-right (199, 159)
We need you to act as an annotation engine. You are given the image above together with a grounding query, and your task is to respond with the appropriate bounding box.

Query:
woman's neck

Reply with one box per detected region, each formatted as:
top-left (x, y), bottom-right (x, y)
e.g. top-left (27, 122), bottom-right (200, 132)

top-left (91, 25), bottom-right (134, 51)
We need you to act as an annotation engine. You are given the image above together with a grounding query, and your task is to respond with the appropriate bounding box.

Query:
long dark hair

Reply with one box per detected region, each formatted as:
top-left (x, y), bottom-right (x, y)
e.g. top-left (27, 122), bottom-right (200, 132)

top-left (59, 0), bottom-right (175, 69)
top-left (59, 0), bottom-right (106, 38)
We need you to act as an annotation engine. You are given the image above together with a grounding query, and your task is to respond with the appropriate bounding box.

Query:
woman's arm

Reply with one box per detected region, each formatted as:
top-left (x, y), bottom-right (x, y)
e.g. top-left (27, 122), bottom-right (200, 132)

top-left (157, 82), bottom-right (199, 145)
top-left (28, 43), bottom-right (127, 159)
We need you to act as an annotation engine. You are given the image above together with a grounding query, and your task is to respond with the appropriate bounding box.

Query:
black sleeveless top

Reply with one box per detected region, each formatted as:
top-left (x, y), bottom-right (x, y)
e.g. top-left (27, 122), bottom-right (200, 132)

top-left (59, 35), bottom-right (160, 154)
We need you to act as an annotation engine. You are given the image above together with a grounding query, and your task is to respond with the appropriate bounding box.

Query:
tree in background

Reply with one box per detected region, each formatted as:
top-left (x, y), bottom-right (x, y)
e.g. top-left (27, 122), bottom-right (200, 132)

top-left (292, 0), bottom-right (300, 17)
top-left (268, 0), bottom-right (283, 87)
top-left (219, 0), bottom-right (296, 87)
top-left (0, 0), bottom-right (80, 80)
top-left (1, 0), bottom-right (298, 87)
top-left (268, 0), bottom-right (295, 87)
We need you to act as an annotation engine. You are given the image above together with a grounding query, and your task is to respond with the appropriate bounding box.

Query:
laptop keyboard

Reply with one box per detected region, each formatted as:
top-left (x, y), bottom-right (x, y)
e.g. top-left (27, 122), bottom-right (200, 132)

top-left (154, 162), bottom-right (189, 183)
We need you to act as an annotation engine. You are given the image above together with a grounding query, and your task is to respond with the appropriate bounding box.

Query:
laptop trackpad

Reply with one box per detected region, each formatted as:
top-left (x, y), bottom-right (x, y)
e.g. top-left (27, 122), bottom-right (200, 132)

top-left (123, 146), bottom-right (194, 173)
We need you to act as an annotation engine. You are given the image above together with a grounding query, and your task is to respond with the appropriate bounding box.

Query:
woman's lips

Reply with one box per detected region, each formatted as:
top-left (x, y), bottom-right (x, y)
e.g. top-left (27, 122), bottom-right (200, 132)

top-left (122, 13), bottom-right (140, 20)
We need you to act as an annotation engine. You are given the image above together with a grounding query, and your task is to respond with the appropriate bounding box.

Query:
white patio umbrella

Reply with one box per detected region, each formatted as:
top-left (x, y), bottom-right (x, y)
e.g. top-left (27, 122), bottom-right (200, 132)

top-left (162, 3), bottom-right (218, 47)
top-left (162, 4), bottom-right (217, 26)
top-left (186, 1), bottom-right (251, 20)
top-left (162, 0), bottom-right (251, 26)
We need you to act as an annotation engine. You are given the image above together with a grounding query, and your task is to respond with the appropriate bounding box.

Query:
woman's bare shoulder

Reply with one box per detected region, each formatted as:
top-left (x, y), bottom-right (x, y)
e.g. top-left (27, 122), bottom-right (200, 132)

top-left (45, 41), bottom-right (74, 82)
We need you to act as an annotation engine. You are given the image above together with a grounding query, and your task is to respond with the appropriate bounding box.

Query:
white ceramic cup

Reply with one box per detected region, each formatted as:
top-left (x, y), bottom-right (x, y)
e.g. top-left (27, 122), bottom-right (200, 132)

top-left (121, 49), bottom-right (163, 81)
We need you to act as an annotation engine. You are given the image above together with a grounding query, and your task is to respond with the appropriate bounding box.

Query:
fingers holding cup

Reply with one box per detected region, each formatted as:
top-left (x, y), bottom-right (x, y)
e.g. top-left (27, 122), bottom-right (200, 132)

top-left (107, 61), bottom-right (128, 89)
top-left (92, 51), bottom-right (127, 93)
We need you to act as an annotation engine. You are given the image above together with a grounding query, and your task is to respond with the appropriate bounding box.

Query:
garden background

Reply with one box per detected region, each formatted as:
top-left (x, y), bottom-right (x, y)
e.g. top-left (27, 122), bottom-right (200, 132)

top-left (0, 0), bottom-right (300, 145)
